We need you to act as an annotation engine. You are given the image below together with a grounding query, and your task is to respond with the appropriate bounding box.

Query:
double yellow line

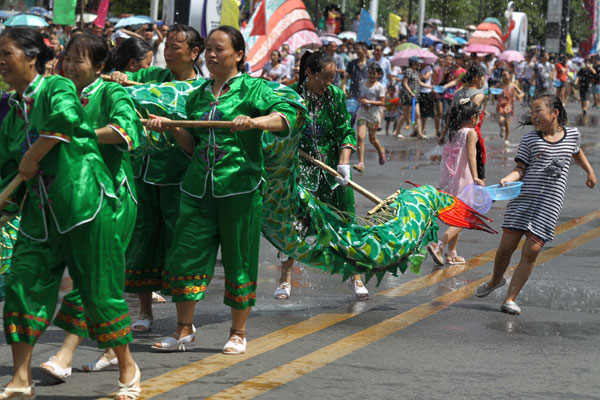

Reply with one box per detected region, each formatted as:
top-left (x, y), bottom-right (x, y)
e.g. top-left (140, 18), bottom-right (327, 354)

top-left (99, 210), bottom-right (600, 400)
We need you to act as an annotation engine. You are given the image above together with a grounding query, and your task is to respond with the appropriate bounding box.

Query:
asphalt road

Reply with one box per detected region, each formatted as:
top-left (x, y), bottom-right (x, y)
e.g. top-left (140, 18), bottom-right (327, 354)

top-left (1, 99), bottom-right (599, 400)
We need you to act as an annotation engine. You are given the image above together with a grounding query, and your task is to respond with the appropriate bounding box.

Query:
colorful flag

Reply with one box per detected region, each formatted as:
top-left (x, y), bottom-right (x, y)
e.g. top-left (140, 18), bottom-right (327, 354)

top-left (250, 0), bottom-right (266, 36)
top-left (357, 9), bottom-right (375, 45)
top-left (389, 13), bottom-right (400, 38)
top-left (93, 0), bottom-right (110, 28)
top-left (566, 33), bottom-right (574, 56)
top-left (220, 0), bottom-right (241, 29)
top-left (243, 0), bottom-right (317, 73)
top-left (53, 0), bottom-right (77, 25)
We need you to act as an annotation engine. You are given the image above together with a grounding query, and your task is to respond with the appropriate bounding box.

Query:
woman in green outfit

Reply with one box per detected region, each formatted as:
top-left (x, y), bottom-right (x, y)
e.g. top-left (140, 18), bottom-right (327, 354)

top-left (273, 50), bottom-right (370, 301)
top-left (147, 26), bottom-right (297, 354)
top-left (110, 25), bottom-right (204, 335)
top-left (37, 34), bottom-right (140, 385)
top-left (0, 27), bottom-right (140, 400)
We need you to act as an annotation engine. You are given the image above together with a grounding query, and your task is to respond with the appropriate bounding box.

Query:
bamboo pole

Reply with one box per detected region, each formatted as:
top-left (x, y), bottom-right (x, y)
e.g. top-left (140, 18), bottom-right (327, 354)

top-left (0, 175), bottom-right (24, 207)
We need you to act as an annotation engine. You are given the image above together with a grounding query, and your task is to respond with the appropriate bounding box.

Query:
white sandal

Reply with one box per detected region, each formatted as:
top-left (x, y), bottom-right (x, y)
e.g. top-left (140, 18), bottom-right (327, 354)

top-left (273, 282), bottom-right (291, 299)
top-left (151, 292), bottom-right (166, 303)
top-left (131, 314), bottom-right (153, 332)
top-left (151, 324), bottom-right (196, 352)
top-left (0, 384), bottom-right (35, 399)
top-left (349, 278), bottom-right (370, 299)
top-left (223, 335), bottom-right (246, 355)
top-left (116, 364), bottom-right (141, 400)
top-left (80, 354), bottom-right (118, 372)
top-left (40, 356), bottom-right (72, 382)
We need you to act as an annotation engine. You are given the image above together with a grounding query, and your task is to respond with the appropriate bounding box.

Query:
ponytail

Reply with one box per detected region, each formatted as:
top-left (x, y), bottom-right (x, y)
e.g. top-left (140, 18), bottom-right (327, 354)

top-left (298, 50), bottom-right (335, 92)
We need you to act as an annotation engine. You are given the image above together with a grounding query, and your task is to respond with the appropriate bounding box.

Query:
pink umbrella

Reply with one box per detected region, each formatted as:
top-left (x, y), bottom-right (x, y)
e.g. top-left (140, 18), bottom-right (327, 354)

top-left (499, 50), bottom-right (525, 63)
top-left (464, 44), bottom-right (500, 56)
top-left (390, 48), bottom-right (438, 67)
top-left (285, 30), bottom-right (322, 52)
top-left (425, 34), bottom-right (442, 43)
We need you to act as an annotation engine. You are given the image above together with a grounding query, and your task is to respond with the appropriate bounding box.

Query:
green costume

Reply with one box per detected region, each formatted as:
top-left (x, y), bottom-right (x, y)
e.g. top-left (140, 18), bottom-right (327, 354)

top-left (54, 78), bottom-right (140, 338)
top-left (289, 82), bottom-right (356, 213)
top-left (1, 75), bottom-right (132, 348)
top-left (164, 73), bottom-right (297, 309)
top-left (123, 66), bottom-right (204, 293)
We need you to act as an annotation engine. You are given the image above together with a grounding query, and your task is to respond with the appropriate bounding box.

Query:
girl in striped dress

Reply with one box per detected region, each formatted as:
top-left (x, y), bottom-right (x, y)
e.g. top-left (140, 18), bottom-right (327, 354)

top-left (475, 95), bottom-right (596, 315)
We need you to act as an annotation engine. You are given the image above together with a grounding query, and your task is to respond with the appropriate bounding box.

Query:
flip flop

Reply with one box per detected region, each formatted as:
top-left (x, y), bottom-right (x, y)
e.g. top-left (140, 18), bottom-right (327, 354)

top-left (352, 164), bottom-right (364, 173)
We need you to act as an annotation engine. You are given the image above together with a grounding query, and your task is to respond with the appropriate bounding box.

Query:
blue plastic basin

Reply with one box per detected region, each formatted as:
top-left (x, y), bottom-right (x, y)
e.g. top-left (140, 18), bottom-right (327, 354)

top-left (489, 87), bottom-right (504, 95)
top-left (484, 181), bottom-right (523, 201)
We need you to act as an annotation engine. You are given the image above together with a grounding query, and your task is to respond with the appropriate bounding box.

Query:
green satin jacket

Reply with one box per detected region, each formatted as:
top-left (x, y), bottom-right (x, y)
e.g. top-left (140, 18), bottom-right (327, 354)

top-left (80, 78), bottom-right (140, 203)
top-left (289, 82), bottom-right (356, 192)
top-left (181, 73), bottom-right (298, 198)
top-left (0, 75), bottom-right (118, 241)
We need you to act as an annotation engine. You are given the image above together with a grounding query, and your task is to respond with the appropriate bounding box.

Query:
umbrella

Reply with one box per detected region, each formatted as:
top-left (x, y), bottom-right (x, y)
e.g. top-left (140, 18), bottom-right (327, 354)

top-left (3, 14), bottom-right (48, 27)
top-left (371, 33), bottom-right (387, 42)
top-left (573, 57), bottom-right (584, 64)
top-left (285, 30), bottom-right (321, 52)
top-left (427, 18), bottom-right (442, 25)
top-left (476, 22), bottom-right (502, 37)
top-left (338, 31), bottom-right (356, 41)
top-left (425, 34), bottom-right (442, 43)
top-left (408, 35), bottom-right (435, 47)
top-left (319, 33), bottom-right (342, 46)
top-left (114, 15), bottom-right (155, 28)
top-left (499, 50), bottom-right (525, 63)
top-left (483, 17), bottom-right (502, 27)
top-left (396, 42), bottom-right (420, 52)
top-left (464, 44), bottom-right (500, 56)
top-left (443, 36), bottom-right (458, 46)
top-left (26, 7), bottom-right (51, 18)
top-left (0, 11), bottom-right (11, 19)
top-left (454, 36), bottom-right (467, 45)
top-left (390, 48), bottom-right (438, 67)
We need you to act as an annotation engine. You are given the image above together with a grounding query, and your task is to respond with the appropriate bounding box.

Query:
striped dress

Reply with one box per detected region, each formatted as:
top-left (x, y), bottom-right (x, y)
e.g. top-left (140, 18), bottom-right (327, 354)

top-left (502, 127), bottom-right (581, 241)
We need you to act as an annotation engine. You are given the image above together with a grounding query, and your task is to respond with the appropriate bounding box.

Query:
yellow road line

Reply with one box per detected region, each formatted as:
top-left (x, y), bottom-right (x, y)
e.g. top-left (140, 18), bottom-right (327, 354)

top-left (97, 210), bottom-right (599, 400)
top-left (205, 225), bottom-right (600, 400)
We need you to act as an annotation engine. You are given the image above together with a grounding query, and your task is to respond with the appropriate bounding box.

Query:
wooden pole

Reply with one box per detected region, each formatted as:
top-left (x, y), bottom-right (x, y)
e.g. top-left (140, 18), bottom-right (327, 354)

top-left (0, 175), bottom-right (24, 207)
top-left (299, 150), bottom-right (384, 205)
top-left (139, 119), bottom-right (234, 128)
top-left (100, 74), bottom-right (142, 86)
top-left (137, 119), bottom-right (393, 210)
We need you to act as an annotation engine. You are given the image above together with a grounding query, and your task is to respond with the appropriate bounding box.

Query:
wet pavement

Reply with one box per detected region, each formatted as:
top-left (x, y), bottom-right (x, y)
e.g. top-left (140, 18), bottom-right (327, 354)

top-left (1, 99), bottom-right (599, 399)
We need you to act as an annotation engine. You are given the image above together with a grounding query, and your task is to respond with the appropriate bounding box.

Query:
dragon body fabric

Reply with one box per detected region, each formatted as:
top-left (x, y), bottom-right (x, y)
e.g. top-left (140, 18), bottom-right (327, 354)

top-left (125, 80), bottom-right (494, 284)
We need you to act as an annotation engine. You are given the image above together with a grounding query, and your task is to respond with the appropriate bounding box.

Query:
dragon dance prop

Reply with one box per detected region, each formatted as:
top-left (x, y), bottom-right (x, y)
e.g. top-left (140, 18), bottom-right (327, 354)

top-left (130, 79), bottom-right (495, 284)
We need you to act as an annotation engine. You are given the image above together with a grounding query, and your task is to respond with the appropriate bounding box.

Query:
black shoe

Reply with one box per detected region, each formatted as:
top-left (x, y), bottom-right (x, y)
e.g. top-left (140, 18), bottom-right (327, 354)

top-left (583, 110), bottom-right (587, 115)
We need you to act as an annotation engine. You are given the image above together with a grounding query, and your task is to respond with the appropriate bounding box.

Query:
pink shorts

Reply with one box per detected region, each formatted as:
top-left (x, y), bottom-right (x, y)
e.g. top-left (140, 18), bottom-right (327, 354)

top-left (502, 228), bottom-right (546, 247)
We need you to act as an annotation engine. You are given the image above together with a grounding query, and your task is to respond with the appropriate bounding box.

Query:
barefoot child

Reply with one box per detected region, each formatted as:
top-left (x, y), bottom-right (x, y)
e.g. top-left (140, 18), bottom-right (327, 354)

top-left (383, 84), bottom-right (400, 135)
top-left (496, 70), bottom-right (524, 146)
top-left (476, 95), bottom-right (596, 314)
top-left (354, 63), bottom-right (386, 172)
